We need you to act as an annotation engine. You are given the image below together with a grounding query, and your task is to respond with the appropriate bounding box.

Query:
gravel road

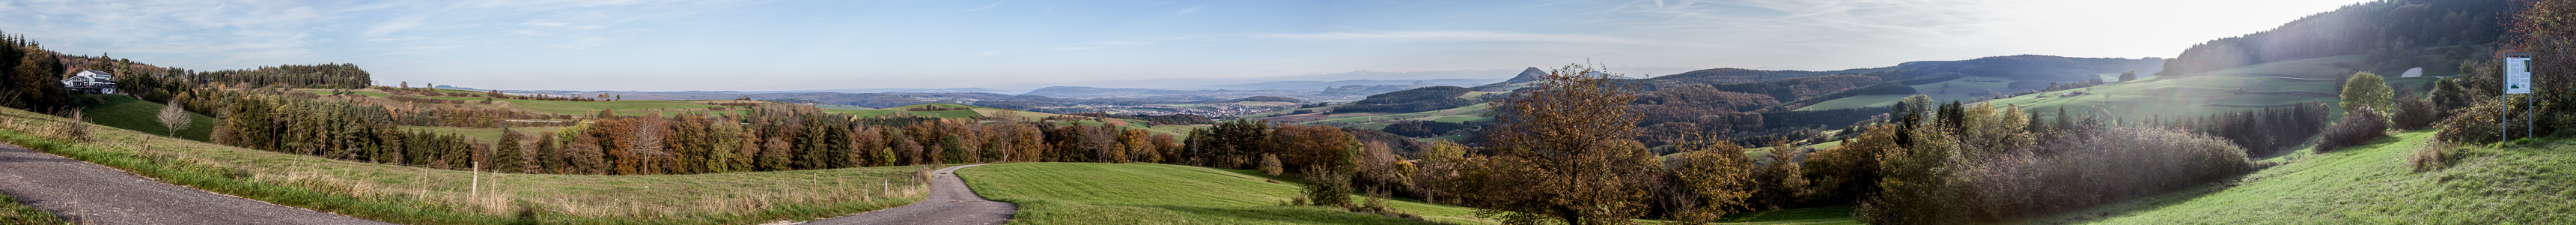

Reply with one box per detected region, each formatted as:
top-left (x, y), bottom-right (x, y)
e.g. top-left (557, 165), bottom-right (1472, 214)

top-left (801, 164), bottom-right (1016, 225)
top-left (0, 143), bottom-right (392, 224)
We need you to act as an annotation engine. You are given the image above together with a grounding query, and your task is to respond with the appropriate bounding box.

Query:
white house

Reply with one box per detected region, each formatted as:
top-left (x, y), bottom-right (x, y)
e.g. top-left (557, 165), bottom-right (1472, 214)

top-left (61, 70), bottom-right (118, 94)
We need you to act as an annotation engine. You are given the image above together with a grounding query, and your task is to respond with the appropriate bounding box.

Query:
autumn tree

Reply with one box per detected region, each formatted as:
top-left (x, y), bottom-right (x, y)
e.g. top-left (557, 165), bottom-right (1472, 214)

top-left (1464, 62), bottom-right (1660, 225)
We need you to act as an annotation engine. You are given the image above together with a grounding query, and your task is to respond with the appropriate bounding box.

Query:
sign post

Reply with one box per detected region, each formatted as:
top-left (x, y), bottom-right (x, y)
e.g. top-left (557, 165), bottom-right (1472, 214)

top-left (2503, 53), bottom-right (2533, 142)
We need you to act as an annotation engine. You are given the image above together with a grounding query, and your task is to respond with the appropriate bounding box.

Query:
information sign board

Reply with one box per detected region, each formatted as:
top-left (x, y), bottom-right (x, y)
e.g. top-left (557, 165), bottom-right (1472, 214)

top-left (2506, 55), bottom-right (2532, 94)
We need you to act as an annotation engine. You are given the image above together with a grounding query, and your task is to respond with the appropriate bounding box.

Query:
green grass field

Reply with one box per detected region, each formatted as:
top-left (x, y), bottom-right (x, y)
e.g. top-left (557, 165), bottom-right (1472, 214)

top-left (1293, 103), bottom-right (1493, 127)
top-left (1981, 56), bottom-right (2370, 120)
top-left (1795, 94), bottom-right (1909, 111)
top-left (0, 106), bottom-right (934, 224)
top-left (2190, 55), bottom-right (2365, 79)
top-left (2038, 130), bottom-right (2576, 224)
top-left (75, 94), bottom-right (217, 142)
top-left (400, 125), bottom-right (568, 146)
top-left (1910, 76), bottom-right (2020, 103)
top-left (960, 163), bottom-right (1496, 224)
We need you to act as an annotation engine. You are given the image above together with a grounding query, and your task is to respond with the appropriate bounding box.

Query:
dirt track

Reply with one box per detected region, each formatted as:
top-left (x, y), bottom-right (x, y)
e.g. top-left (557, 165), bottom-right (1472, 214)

top-left (800, 164), bottom-right (1015, 225)
top-left (0, 143), bottom-right (392, 224)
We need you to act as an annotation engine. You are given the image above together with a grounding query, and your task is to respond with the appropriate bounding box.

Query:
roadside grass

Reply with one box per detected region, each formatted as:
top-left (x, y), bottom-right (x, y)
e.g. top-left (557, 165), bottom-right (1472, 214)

top-left (0, 106), bottom-right (934, 224)
top-left (1794, 94), bottom-right (1908, 111)
top-left (2036, 130), bottom-right (2576, 224)
top-left (0, 191), bottom-right (70, 224)
top-left (960, 163), bottom-right (1496, 224)
top-left (73, 94), bottom-right (216, 142)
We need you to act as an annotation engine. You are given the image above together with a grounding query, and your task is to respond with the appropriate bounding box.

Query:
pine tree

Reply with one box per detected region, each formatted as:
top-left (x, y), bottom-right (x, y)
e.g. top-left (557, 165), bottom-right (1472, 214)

top-left (495, 128), bottom-right (524, 173)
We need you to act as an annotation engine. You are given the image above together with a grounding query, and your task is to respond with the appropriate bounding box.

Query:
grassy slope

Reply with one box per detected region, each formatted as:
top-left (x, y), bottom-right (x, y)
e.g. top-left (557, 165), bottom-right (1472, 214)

top-left (2047, 130), bottom-right (2576, 224)
top-left (960, 163), bottom-right (1496, 224)
top-left (0, 106), bottom-right (932, 224)
top-left (76, 94), bottom-right (217, 142)
top-left (1984, 56), bottom-right (2365, 119)
top-left (1910, 76), bottom-right (2020, 103)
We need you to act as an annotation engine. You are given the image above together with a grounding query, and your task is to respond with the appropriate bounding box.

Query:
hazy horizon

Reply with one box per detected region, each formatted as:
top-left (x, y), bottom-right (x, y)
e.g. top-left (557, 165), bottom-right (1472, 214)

top-left (4, 0), bottom-right (2367, 92)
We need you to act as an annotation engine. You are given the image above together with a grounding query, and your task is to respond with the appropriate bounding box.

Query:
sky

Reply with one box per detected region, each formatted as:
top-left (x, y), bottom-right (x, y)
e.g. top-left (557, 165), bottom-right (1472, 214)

top-left (0, 0), bottom-right (2373, 92)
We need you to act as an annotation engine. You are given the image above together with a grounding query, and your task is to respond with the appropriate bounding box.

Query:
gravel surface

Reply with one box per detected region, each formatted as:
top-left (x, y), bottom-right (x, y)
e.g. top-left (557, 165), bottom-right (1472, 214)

top-left (0, 143), bottom-right (393, 224)
top-left (802, 164), bottom-right (1015, 225)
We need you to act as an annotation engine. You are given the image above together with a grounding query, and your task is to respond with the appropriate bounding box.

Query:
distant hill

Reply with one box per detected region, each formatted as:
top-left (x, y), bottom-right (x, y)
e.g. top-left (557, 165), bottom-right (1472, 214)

top-left (2159, 0), bottom-right (2513, 77)
top-left (1472, 68), bottom-right (1552, 92)
top-left (1185, 79), bottom-right (1502, 91)
top-left (746, 88), bottom-right (1013, 94)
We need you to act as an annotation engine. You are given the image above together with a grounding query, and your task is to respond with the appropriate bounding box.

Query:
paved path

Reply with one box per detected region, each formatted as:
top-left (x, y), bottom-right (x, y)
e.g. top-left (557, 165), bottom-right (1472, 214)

top-left (0, 143), bottom-right (392, 224)
top-left (803, 164), bottom-right (1016, 225)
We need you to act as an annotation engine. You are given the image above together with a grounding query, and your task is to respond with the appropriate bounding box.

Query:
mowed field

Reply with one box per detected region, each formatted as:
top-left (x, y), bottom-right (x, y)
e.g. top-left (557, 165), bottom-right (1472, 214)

top-left (1795, 94), bottom-right (1909, 111)
top-left (959, 163), bottom-right (1495, 224)
top-left (76, 94), bottom-right (218, 142)
top-left (2035, 130), bottom-right (2576, 224)
top-left (0, 106), bottom-right (937, 224)
top-left (1982, 56), bottom-right (2379, 119)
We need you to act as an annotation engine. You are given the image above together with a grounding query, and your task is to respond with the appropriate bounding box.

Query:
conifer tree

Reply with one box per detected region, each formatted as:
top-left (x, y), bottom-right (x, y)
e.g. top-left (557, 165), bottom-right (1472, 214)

top-left (495, 128), bottom-right (523, 173)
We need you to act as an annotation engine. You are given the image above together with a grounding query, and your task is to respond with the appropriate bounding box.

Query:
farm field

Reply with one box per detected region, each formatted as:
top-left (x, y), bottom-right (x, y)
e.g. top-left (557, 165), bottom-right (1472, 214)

top-left (1794, 94), bottom-right (1909, 111)
top-left (1982, 56), bottom-right (2377, 119)
top-left (398, 125), bottom-right (570, 146)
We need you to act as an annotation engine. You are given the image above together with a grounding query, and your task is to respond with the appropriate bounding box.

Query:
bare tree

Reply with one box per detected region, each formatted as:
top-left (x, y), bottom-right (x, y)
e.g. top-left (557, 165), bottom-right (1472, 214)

top-left (157, 99), bottom-right (191, 137)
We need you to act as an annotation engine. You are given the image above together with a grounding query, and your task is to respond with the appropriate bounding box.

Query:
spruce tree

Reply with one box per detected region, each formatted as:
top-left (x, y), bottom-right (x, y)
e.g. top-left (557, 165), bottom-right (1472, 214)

top-left (495, 128), bottom-right (523, 173)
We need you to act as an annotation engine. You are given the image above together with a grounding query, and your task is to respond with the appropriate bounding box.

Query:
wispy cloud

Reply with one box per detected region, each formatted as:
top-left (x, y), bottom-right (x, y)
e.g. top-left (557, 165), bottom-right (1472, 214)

top-left (1178, 4), bottom-right (1205, 15)
top-left (1248, 31), bottom-right (1705, 48)
top-left (962, 2), bottom-right (1005, 12)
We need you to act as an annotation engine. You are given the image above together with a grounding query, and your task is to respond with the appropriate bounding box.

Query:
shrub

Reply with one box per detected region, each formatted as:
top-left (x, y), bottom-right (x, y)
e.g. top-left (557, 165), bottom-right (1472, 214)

top-left (1300, 165), bottom-right (1354, 208)
top-left (2390, 96), bottom-right (2440, 130)
top-left (2316, 106), bottom-right (2390, 153)
top-left (2408, 140), bottom-right (2452, 172)
top-left (1258, 153), bottom-right (1284, 176)
top-left (2436, 99), bottom-right (2506, 143)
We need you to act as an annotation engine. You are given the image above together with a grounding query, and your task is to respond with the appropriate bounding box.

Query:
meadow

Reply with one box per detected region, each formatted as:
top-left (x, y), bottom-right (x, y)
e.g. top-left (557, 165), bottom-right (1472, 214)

top-left (0, 106), bottom-right (938, 224)
top-left (959, 163), bottom-right (1495, 224)
top-left (2033, 130), bottom-right (2576, 224)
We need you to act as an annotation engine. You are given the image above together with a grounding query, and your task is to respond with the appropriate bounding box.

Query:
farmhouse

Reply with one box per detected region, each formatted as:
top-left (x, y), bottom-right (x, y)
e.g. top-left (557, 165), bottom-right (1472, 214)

top-left (61, 70), bottom-right (117, 94)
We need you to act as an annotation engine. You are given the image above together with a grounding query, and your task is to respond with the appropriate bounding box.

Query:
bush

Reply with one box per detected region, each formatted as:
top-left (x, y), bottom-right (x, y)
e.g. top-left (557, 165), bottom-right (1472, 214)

top-left (2315, 106), bottom-right (2390, 153)
top-left (2436, 99), bottom-right (2506, 143)
top-left (1258, 153), bottom-right (1284, 176)
top-left (2390, 96), bottom-right (2440, 130)
top-left (1300, 165), bottom-right (1354, 208)
top-left (2408, 140), bottom-right (2452, 172)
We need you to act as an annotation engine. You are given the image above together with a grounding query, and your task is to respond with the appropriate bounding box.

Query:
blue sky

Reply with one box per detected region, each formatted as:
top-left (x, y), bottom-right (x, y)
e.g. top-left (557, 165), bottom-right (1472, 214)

top-left (2, 0), bottom-right (2367, 92)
